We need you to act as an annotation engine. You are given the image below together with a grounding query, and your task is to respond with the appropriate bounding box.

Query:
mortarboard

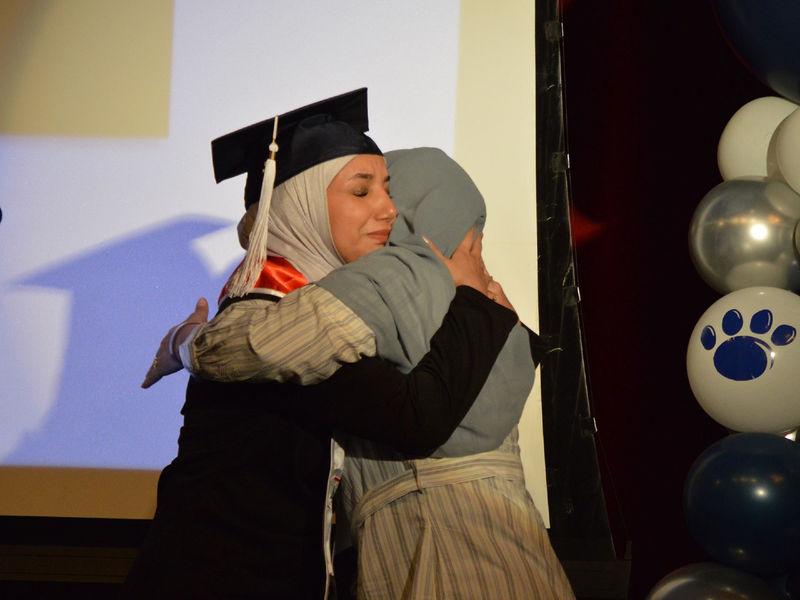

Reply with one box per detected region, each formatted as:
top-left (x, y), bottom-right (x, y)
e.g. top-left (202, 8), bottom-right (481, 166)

top-left (212, 88), bottom-right (381, 208)
top-left (213, 88), bottom-right (382, 296)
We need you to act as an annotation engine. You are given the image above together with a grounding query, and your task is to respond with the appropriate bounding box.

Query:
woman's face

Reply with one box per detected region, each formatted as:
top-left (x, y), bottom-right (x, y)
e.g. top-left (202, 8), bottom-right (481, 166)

top-left (327, 154), bottom-right (396, 263)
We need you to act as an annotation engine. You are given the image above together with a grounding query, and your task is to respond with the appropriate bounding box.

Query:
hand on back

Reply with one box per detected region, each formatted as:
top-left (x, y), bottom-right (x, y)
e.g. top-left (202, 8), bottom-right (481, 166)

top-left (141, 297), bottom-right (209, 389)
top-left (425, 228), bottom-right (515, 313)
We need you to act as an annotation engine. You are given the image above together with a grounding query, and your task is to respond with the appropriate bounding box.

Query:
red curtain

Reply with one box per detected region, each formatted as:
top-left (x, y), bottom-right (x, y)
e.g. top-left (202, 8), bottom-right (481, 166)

top-left (562, 1), bottom-right (772, 596)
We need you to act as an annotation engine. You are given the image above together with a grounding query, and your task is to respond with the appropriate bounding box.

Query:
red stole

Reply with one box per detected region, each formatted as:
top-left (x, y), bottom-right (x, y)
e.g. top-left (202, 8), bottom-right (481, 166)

top-left (219, 256), bottom-right (308, 304)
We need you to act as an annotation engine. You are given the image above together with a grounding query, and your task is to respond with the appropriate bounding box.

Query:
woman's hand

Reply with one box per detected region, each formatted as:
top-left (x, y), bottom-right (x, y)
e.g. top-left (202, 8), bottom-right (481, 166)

top-left (487, 279), bottom-right (516, 313)
top-left (425, 229), bottom-right (517, 314)
top-left (424, 227), bottom-right (491, 295)
top-left (141, 297), bottom-right (209, 389)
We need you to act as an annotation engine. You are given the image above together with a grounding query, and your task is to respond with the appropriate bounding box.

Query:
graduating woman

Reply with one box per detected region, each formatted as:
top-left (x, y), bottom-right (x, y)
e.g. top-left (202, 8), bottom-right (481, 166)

top-left (126, 90), bottom-right (524, 599)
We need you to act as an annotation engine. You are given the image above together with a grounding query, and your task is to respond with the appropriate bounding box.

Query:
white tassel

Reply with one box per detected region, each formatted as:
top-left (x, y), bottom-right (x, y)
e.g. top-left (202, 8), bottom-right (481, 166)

top-left (228, 117), bottom-right (279, 297)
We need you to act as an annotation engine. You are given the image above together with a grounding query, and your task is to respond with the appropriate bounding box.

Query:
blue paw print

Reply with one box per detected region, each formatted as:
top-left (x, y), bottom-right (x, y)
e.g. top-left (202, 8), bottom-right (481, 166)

top-left (701, 309), bottom-right (796, 381)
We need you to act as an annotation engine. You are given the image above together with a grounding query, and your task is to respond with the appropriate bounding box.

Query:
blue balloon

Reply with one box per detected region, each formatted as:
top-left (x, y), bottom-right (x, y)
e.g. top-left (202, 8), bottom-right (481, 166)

top-left (711, 1), bottom-right (800, 103)
top-left (684, 433), bottom-right (800, 575)
top-left (769, 569), bottom-right (800, 599)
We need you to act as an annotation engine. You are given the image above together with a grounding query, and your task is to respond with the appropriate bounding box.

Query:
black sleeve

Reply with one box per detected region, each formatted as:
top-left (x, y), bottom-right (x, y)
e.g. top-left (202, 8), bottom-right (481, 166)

top-left (288, 286), bottom-right (518, 456)
top-left (521, 322), bottom-right (556, 367)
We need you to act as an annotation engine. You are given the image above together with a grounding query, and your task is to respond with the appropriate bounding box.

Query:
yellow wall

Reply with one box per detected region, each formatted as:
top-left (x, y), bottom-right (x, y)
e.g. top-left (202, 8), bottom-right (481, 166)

top-left (454, 0), bottom-right (548, 523)
top-left (0, 467), bottom-right (157, 519)
top-left (0, 0), bottom-right (173, 137)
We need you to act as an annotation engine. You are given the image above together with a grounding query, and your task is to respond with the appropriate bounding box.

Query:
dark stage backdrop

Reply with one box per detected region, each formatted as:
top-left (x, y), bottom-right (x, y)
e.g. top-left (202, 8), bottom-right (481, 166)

top-left (562, 0), bottom-right (772, 597)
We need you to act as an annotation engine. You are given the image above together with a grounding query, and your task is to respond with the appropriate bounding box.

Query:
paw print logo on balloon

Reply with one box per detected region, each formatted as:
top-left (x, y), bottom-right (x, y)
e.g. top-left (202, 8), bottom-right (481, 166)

top-left (700, 309), bottom-right (796, 381)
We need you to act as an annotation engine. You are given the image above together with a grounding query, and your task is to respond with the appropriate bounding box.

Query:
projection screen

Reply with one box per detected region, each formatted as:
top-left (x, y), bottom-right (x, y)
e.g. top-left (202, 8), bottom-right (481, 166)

top-left (0, 0), bottom-right (543, 523)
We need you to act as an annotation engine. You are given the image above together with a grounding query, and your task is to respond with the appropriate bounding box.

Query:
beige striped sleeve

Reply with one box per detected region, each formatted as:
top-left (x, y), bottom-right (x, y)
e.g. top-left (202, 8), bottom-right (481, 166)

top-left (187, 284), bottom-right (376, 385)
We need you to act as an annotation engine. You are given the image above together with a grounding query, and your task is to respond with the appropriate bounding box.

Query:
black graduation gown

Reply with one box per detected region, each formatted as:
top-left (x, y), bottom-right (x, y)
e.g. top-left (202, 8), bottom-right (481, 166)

top-left (123, 287), bottom-right (519, 599)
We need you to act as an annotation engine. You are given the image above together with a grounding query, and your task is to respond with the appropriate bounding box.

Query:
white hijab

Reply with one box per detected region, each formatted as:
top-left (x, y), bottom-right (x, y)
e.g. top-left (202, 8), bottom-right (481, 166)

top-left (240, 154), bottom-right (355, 282)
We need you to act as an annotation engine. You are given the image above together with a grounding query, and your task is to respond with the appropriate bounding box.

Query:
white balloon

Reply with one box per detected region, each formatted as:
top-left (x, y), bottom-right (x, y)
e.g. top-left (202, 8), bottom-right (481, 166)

top-left (769, 107), bottom-right (800, 196)
top-left (718, 97), bottom-right (798, 180)
top-left (687, 287), bottom-right (800, 433)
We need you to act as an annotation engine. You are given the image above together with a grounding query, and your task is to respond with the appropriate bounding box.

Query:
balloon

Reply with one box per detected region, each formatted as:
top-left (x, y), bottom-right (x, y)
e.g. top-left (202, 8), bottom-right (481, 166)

top-left (718, 97), bottom-right (798, 180)
top-left (647, 562), bottom-right (783, 600)
top-left (769, 570), bottom-right (800, 600)
top-left (687, 287), bottom-right (800, 433)
top-left (796, 221), bottom-right (800, 264)
top-left (684, 433), bottom-right (800, 576)
top-left (689, 179), bottom-right (800, 294)
top-left (711, 1), bottom-right (800, 104)
top-left (769, 109), bottom-right (800, 196)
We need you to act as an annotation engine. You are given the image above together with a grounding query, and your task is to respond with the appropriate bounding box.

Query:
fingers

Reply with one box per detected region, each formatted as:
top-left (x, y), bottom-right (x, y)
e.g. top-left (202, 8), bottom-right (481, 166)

top-left (185, 297), bottom-right (208, 324)
top-left (141, 344), bottom-right (182, 389)
top-left (423, 235), bottom-right (447, 263)
top-left (486, 279), bottom-right (515, 312)
top-left (481, 268), bottom-right (492, 291)
top-left (192, 297), bottom-right (209, 323)
top-left (470, 231), bottom-right (484, 257)
top-left (468, 230), bottom-right (488, 289)
top-left (427, 227), bottom-right (482, 261)
top-left (455, 227), bottom-right (475, 256)
top-left (141, 368), bottom-right (160, 389)
top-left (141, 299), bottom-right (207, 390)
top-left (141, 338), bottom-right (169, 389)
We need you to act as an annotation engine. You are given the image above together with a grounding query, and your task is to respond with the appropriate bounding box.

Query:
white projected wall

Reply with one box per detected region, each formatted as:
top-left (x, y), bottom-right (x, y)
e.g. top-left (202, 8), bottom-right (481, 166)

top-left (0, 0), bottom-right (543, 521)
top-left (0, 0), bottom-right (460, 469)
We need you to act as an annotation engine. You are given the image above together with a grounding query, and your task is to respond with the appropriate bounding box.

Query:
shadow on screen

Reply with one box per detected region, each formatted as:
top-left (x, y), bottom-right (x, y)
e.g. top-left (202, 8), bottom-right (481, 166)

top-left (5, 216), bottom-right (236, 470)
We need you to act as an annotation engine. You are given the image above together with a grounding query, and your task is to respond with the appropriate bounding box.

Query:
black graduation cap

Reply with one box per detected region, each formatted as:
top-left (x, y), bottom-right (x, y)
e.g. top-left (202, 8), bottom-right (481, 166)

top-left (215, 88), bottom-right (382, 297)
top-left (211, 87), bottom-right (382, 208)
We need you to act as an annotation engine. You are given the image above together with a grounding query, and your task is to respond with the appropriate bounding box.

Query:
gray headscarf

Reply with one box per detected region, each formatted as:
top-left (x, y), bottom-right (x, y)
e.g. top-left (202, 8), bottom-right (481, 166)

top-left (318, 147), bottom-right (535, 455)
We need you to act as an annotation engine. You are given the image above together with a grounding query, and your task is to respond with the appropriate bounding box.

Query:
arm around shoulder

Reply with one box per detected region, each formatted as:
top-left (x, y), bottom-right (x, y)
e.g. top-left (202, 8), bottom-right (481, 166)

top-left (292, 286), bottom-right (518, 456)
top-left (187, 285), bottom-right (376, 385)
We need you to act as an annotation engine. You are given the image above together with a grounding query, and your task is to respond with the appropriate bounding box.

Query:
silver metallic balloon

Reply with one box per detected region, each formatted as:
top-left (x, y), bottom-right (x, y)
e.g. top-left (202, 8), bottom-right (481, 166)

top-left (794, 219), bottom-right (800, 264)
top-left (646, 563), bottom-right (783, 600)
top-left (689, 178), bottom-right (800, 293)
